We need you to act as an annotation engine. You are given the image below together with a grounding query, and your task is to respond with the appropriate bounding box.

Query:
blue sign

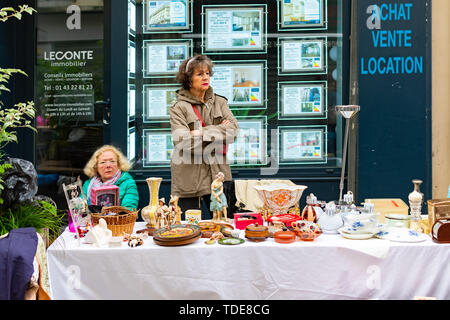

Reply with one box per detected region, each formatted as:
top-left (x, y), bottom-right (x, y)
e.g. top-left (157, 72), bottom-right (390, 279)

top-left (357, 0), bottom-right (431, 205)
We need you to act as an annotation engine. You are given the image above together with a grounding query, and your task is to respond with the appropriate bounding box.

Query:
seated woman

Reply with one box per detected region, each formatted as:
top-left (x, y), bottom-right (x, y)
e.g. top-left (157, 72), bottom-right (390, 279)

top-left (83, 145), bottom-right (139, 210)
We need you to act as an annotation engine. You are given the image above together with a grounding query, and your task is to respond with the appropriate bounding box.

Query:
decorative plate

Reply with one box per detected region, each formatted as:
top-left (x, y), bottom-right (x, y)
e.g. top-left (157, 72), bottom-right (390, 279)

top-left (153, 233), bottom-right (201, 247)
top-left (153, 224), bottom-right (201, 242)
top-left (338, 228), bottom-right (376, 240)
top-left (218, 237), bottom-right (245, 245)
top-left (374, 227), bottom-right (429, 243)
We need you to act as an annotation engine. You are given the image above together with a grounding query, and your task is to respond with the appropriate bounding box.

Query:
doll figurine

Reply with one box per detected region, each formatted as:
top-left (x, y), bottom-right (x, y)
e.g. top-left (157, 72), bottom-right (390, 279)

top-left (169, 194), bottom-right (182, 224)
top-left (210, 172), bottom-right (229, 222)
top-left (156, 198), bottom-right (170, 229)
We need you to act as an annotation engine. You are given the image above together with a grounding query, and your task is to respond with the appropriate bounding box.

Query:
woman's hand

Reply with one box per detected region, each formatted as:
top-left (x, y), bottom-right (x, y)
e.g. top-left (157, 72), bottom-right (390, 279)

top-left (190, 129), bottom-right (203, 136)
top-left (221, 119), bottom-right (231, 125)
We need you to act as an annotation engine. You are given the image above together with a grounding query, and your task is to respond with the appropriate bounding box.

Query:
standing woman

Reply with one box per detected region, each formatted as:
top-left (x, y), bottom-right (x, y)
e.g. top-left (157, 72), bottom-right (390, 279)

top-left (170, 54), bottom-right (239, 219)
top-left (83, 145), bottom-right (139, 210)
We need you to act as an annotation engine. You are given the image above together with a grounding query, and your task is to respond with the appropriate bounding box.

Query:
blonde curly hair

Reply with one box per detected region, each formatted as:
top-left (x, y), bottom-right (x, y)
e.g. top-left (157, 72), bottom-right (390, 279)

top-left (83, 145), bottom-right (131, 178)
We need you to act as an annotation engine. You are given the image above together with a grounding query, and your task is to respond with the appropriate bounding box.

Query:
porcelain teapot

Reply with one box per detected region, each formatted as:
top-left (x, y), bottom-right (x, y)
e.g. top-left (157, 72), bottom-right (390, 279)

top-left (317, 201), bottom-right (343, 234)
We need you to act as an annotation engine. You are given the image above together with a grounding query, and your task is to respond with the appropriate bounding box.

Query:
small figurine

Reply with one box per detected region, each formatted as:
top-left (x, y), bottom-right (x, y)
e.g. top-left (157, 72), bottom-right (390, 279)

top-left (84, 218), bottom-right (112, 247)
top-left (155, 198), bottom-right (171, 229)
top-left (210, 172), bottom-right (229, 222)
top-left (128, 235), bottom-right (144, 247)
top-left (169, 194), bottom-right (182, 224)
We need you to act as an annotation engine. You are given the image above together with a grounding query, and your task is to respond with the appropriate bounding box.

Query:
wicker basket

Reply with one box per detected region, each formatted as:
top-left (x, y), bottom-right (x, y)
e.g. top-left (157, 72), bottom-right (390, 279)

top-left (91, 206), bottom-right (139, 236)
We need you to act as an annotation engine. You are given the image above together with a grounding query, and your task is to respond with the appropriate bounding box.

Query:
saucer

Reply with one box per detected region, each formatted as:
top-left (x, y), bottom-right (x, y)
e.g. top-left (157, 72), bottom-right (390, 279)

top-left (338, 228), bottom-right (376, 240)
top-left (374, 227), bottom-right (429, 243)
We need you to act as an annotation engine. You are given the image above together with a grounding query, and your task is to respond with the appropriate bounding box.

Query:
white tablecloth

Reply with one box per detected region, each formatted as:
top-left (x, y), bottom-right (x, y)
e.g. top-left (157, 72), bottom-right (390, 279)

top-left (47, 222), bottom-right (450, 300)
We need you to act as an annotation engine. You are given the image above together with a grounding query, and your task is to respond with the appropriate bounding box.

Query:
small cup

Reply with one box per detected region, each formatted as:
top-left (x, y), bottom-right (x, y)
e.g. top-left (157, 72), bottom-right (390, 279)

top-left (185, 209), bottom-right (202, 225)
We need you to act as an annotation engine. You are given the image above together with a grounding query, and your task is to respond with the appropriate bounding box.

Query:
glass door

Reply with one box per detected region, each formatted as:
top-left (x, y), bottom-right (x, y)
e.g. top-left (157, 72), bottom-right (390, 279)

top-left (34, 0), bottom-right (106, 208)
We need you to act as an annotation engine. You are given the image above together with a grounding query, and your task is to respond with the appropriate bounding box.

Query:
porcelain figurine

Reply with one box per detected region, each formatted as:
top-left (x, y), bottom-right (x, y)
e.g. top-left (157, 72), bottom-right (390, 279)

top-left (317, 202), bottom-right (343, 234)
top-left (155, 198), bottom-right (170, 229)
top-left (84, 218), bottom-right (112, 247)
top-left (169, 194), bottom-right (182, 224)
top-left (210, 172), bottom-right (229, 222)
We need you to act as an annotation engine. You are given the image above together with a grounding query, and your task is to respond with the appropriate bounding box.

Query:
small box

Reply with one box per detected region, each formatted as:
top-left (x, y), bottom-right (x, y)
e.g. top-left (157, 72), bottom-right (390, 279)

top-left (91, 185), bottom-right (119, 207)
top-left (234, 213), bottom-right (264, 230)
top-left (427, 199), bottom-right (450, 229)
top-left (364, 198), bottom-right (409, 223)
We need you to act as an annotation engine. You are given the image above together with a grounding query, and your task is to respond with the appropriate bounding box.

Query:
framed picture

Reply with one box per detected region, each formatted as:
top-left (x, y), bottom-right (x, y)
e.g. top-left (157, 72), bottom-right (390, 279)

top-left (227, 117), bottom-right (267, 166)
top-left (279, 126), bottom-right (327, 164)
top-left (202, 5), bottom-right (266, 54)
top-left (278, 81), bottom-right (327, 119)
top-left (129, 0), bottom-right (136, 35)
top-left (128, 41), bottom-right (136, 77)
top-left (91, 185), bottom-right (120, 207)
top-left (128, 127), bottom-right (136, 162)
top-left (278, 0), bottom-right (327, 30)
top-left (128, 85), bottom-right (136, 121)
top-left (278, 37), bottom-right (327, 75)
top-left (143, 129), bottom-right (174, 167)
top-left (143, 85), bottom-right (178, 122)
top-left (143, 0), bottom-right (191, 33)
top-left (143, 39), bottom-right (192, 77)
top-left (210, 60), bottom-right (266, 108)
top-left (62, 179), bottom-right (91, 241)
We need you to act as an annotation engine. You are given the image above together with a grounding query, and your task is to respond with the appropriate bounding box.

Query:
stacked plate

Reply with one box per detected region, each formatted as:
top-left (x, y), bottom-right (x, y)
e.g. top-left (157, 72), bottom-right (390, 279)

top-left (153, 224), bottom-right (201, 246)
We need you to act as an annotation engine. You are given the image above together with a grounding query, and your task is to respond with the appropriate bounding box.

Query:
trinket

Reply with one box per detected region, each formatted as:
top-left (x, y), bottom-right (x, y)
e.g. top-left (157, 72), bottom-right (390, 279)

top-left (245, 223), bottom-right (269, 242)
top-left (408, 179), bottom-right (424, 233)
top-left (317, 202), bottom-right (343, 234)
top-left (128, 235), bottom-right (144, 247)
top-left (210, 172), bottom-right (229, 222)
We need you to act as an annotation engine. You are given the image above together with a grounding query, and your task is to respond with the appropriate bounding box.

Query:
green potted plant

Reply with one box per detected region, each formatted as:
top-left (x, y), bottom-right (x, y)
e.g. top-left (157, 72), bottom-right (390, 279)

top-left (0, 5), bottom-right (64, 245)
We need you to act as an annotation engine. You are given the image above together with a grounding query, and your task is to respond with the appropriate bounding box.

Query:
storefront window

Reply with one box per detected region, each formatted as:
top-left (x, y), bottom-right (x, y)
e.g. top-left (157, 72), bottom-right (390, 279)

top-left (128, 0), bottom-right (348, 177)
top-left (34, 0), bottom-right (105, 175)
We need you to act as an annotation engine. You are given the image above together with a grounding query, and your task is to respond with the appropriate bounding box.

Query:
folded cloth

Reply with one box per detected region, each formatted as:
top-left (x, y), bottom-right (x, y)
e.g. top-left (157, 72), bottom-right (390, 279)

top-left (337, 238), bottom-right (391, 259)
top-left (234, 179), bottom-right (296, 213)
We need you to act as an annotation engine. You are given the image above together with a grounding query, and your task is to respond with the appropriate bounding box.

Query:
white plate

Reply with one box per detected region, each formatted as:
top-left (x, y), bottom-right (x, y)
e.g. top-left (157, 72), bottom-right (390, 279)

top-left (374, 227), bottom-right (429, 243)
top-left (338, 228), bottom-right (376, 240)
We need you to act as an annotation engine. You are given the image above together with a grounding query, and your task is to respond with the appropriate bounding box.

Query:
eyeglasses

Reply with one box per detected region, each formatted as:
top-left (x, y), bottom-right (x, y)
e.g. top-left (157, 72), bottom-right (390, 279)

top-left (98, 160), bottom-right (117, 166)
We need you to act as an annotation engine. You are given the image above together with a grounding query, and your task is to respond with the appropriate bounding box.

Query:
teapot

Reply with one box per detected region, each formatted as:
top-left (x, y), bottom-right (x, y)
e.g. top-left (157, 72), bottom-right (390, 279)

top-left (317, 202), bottom-right (344, 234)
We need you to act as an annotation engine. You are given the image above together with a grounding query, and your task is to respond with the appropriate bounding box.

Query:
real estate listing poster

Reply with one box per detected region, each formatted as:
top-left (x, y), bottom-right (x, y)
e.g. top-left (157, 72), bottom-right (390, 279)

top-left (280, 0), bottom-right (324, 28)
top-left (144, 0), bottom-right (189, 32)
top-left (210, 62), bottom-right (264, 107)
top-left (144, 40), bottom-right (190, 76)
top-left (144, 86), bottom-right (178, 121)
top-left (280, 38), bottom-right (326, 74)
top-left (280, 127), bottom-right (326, 162)
top-left (227, 118), bottom-right (266, 165)
top-left (204, 6), bottom-right (264, 52)
top-left (280, 82), bottom-right (326, 118)
top-left (144, 130), bottom-right (174, 166)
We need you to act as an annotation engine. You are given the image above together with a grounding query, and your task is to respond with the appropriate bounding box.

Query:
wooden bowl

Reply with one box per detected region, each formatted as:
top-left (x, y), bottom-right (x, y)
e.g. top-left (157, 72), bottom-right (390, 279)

top-left (274, 229), bottom-right (296, 244)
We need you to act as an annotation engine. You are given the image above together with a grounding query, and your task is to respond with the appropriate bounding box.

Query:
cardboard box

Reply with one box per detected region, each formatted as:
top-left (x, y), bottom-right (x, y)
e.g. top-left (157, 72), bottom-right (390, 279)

top-left (427, 199), bottom-right (450, 229)
top-left (234, 213), bottom-right (264, 230)
top-left (364, 198), bottom-right (409, 223)
top-left (91, 185), bottom-right (119, 206)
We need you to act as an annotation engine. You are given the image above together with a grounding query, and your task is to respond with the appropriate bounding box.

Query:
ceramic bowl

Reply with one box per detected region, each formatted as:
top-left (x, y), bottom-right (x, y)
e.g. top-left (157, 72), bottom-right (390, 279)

top-left (385, 214), bottom-right (411, 228)
top-left (295, 229), bottom-right (322, 241)
top-left (342, 212), bottom-right (379, 233)
top-left (254, 184), bottom-right (308, 215)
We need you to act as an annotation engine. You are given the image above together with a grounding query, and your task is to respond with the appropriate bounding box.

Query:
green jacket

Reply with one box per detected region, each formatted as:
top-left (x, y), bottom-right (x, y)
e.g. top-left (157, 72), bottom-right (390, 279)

top-left (83, 172), bottom-right (139, 210)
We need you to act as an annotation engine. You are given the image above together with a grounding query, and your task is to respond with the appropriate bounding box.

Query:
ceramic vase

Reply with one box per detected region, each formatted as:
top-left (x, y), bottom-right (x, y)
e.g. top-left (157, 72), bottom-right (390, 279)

top-left (141, 177), bottom-right (162, 228)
